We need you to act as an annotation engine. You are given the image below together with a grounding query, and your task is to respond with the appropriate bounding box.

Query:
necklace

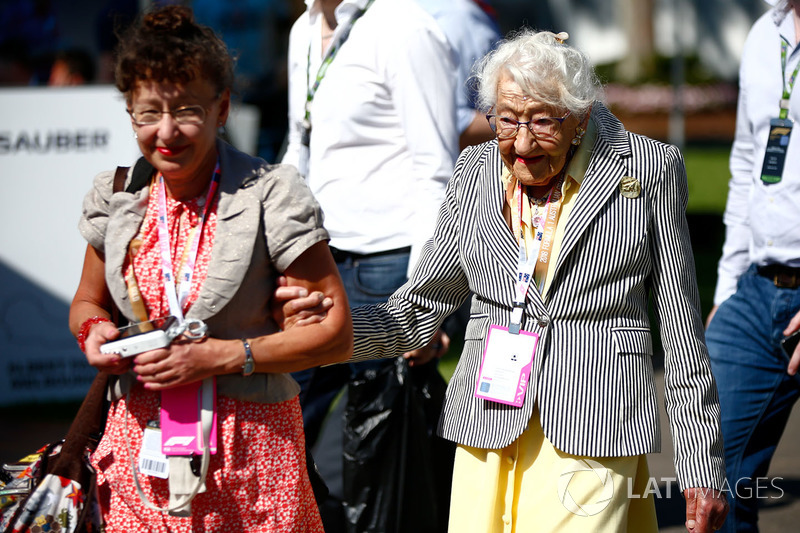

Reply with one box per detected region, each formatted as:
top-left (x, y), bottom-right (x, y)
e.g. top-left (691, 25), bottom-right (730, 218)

top-left (526, 174), bottom-right (565, 228)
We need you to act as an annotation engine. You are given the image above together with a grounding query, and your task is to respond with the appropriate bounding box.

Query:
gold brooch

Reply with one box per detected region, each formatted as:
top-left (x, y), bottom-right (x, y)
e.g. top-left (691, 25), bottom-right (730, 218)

top-left (620, 176), bottom-right (641, 199)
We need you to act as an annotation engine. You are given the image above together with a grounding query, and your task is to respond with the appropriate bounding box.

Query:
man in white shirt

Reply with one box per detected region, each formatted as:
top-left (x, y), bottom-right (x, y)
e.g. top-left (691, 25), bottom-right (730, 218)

top-left (281, 0), bottom-right (458, 530)
top-left (706, 1), bottom-right (800, 531)
top-left (415, 0), bottom-right (501, 149)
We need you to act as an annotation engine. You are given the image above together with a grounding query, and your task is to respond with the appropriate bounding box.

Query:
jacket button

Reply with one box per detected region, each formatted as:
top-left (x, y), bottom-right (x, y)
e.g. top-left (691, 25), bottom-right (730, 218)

top-left (538, 316), bottom-right (550, 328)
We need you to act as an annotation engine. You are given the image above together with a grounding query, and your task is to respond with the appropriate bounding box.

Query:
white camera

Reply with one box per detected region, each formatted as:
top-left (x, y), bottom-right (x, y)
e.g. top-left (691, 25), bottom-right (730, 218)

top-left (100, 316), bottom-right (182, 357)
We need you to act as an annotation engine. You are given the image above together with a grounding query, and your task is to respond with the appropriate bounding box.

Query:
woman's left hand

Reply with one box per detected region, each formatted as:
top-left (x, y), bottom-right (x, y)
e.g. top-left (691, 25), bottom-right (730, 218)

top-left (683, 487), bottom-right (728, 532)
top-left (132, 336), bottom-right (237, 390)
top-left (403, 328), bottom-right (450, 367)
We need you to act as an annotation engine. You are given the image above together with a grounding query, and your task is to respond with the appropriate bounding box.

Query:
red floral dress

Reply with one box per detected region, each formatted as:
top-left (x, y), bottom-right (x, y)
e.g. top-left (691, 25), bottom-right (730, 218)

top-left (91, 178), bottom-right (323, 532)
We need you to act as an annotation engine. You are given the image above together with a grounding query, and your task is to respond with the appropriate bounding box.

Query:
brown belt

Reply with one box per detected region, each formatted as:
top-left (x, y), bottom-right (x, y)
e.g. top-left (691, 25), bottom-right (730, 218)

top-left (757, 264), bottom-right (800, 289)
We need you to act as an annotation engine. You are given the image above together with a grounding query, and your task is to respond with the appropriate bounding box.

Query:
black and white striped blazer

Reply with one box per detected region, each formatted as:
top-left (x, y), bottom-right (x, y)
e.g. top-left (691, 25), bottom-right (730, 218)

top-left (351, 103), bottom-right (725, 491)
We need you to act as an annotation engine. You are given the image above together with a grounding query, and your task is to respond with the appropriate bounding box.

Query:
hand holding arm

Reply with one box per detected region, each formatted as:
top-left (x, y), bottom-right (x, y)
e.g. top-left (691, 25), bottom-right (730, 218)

top-left (135, 241), bottom-right (352, 390)
top-left (271, 275), bottom-right (333, 329)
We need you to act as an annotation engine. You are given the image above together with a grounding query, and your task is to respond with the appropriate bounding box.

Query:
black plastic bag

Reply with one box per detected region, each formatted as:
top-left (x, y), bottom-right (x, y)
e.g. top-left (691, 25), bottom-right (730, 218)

top-left (343, 357), bottom-right (455, 533)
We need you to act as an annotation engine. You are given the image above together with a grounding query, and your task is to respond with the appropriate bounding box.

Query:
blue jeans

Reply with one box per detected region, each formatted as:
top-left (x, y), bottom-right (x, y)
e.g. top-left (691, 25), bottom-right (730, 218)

top-left (706, 265), bottom-right (800, 532)
top-left (292, 249), bottom-right (410, 446)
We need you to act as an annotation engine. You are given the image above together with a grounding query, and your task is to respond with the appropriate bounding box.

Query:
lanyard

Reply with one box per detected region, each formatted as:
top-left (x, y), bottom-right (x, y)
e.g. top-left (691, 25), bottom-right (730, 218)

top-left (125, 237), bottom-right (150, 323)
top-left (509, 178), bottom-right (563, 334)
top-left (155, 162), bottom-right (220, 322)
top-left (780, 38), bottom-right (800, 119)
top-left (303, 0), bottom-right (375, 139)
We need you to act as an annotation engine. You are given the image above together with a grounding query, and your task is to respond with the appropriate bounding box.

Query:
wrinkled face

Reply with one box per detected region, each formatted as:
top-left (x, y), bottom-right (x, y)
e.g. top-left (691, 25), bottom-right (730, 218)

top-left (495, 73), bottom-right (581, 188)
top-left (129, 78), bottom-right (229, 186)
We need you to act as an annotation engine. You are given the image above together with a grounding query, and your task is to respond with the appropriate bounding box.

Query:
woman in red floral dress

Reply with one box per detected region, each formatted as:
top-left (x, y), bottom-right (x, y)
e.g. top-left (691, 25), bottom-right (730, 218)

top-left (68, 5), bottom-right (352, 531)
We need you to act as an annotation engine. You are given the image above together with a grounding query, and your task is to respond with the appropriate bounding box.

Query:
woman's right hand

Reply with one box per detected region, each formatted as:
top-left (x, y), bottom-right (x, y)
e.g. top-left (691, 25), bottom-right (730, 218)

top-left (271, 275), bottom-right (334, 330)
top-left (70, 244), bottom-right (130, 373)
top-left (83, 321), bottom-right (132, 374)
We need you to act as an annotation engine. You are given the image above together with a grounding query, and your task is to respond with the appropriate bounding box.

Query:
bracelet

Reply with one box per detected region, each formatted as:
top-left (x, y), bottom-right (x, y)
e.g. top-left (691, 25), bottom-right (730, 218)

top-left (241, 338), bottom-right (255, 376)
top-left (77, 316), bottom-right (112, 352)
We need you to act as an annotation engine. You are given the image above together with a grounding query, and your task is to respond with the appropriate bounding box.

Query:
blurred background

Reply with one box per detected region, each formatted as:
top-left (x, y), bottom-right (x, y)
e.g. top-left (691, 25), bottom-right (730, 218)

top-left (0, 0), bottom-right (764, 159)
top-left (2, 1), bottom-right (798, 529)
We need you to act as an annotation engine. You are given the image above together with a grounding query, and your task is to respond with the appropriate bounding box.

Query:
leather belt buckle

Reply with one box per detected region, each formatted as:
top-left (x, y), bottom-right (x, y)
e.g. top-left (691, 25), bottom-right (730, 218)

top-left (757, 264), bottom-right (800, 289)
top-left (774, 272), bottom-right (799, 289)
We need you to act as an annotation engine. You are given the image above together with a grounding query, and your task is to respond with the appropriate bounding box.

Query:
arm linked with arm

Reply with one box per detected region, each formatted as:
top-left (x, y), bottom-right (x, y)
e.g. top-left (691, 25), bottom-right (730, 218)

top-left (351, 151), bottom-right (472, 362)
top-left (135, 241), bottom-right (352, 391)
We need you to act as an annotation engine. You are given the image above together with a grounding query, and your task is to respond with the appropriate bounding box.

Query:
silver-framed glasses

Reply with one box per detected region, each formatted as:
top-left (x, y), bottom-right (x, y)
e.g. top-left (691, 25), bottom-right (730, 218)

top-left (127, 105), bottom-right (208, 126)
top-left (486, 109), bottom-right (571, 140)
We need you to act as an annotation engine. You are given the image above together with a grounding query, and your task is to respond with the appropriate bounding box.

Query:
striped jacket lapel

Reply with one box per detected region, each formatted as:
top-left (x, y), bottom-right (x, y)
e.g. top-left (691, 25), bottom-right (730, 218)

top-left (554, 104), bottom-right (633, 282)
top-left (476, 146), bottom-right (517, 278)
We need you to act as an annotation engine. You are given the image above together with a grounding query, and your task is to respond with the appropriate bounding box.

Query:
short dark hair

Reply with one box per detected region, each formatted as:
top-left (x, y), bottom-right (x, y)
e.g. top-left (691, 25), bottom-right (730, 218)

top-left (55, 48), bottom-right (96, 82)
top-left (114, 5), bottom-right (234, 102)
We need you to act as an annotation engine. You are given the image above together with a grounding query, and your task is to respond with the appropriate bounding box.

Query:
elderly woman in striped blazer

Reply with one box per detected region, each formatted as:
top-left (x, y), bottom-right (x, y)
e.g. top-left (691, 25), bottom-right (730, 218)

top-left (281, 29), bottom-right (728, 532)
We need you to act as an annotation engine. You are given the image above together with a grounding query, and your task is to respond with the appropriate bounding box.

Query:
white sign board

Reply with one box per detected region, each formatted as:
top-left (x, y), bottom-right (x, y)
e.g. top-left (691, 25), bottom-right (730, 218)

top-left (0, 86), bottom-right (138, 405)
top-left (0, 86), bottom-right (260, 405)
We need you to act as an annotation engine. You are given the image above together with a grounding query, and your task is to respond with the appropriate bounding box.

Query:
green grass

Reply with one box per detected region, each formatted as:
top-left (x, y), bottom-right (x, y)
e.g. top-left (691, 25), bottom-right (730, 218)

top-left (684, 145), bottom-right (731, 215)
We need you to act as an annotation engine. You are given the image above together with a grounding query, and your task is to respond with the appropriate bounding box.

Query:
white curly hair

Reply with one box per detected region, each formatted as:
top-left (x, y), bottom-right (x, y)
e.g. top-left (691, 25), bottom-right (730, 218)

top-left (474, 29), bottom-right (603, 120)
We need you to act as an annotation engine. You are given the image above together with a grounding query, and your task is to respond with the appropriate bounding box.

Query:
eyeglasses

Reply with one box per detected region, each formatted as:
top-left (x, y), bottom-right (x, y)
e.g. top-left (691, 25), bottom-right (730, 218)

top-left (127, 105), bottom-right (208, 126)
top-left (486, 109), bottom-right (571, 140)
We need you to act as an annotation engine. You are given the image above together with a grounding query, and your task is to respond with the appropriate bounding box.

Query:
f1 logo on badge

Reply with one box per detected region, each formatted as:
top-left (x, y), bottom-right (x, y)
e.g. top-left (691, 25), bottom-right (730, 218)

top-left (164, 436), bottom-right (196, 447)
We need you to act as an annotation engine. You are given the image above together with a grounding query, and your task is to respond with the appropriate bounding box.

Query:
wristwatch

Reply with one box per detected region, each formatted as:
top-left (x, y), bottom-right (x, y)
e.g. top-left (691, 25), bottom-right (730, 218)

top-left (241, 339), bottom-right (255, 376)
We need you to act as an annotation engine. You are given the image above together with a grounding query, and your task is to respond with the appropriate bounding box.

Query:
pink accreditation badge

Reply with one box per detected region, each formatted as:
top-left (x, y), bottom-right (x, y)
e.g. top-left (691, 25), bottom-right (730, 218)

top-left (160, 380), bottom-right (218, 455)
top-left (474, 325), bottom-right (538, 407)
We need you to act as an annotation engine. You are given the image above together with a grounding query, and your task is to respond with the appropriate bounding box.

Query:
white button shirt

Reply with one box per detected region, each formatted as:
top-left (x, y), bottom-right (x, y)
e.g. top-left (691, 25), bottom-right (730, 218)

top-left (415, 0), bottom-right (501, 133)
top-left (282, 0), bottom-right (459, 267)
top-left (715, 4), bottom-right (800, 304)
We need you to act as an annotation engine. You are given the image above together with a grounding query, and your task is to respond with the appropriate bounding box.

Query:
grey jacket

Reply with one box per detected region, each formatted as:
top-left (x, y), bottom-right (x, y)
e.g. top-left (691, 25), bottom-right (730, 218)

top-left (79, 139), bottom-right (328, 403)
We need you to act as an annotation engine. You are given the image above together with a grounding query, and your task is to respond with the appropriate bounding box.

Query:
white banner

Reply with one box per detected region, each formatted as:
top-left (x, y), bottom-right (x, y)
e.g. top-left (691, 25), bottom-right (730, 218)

top-left (0, 86), bottom-right (138, 405)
